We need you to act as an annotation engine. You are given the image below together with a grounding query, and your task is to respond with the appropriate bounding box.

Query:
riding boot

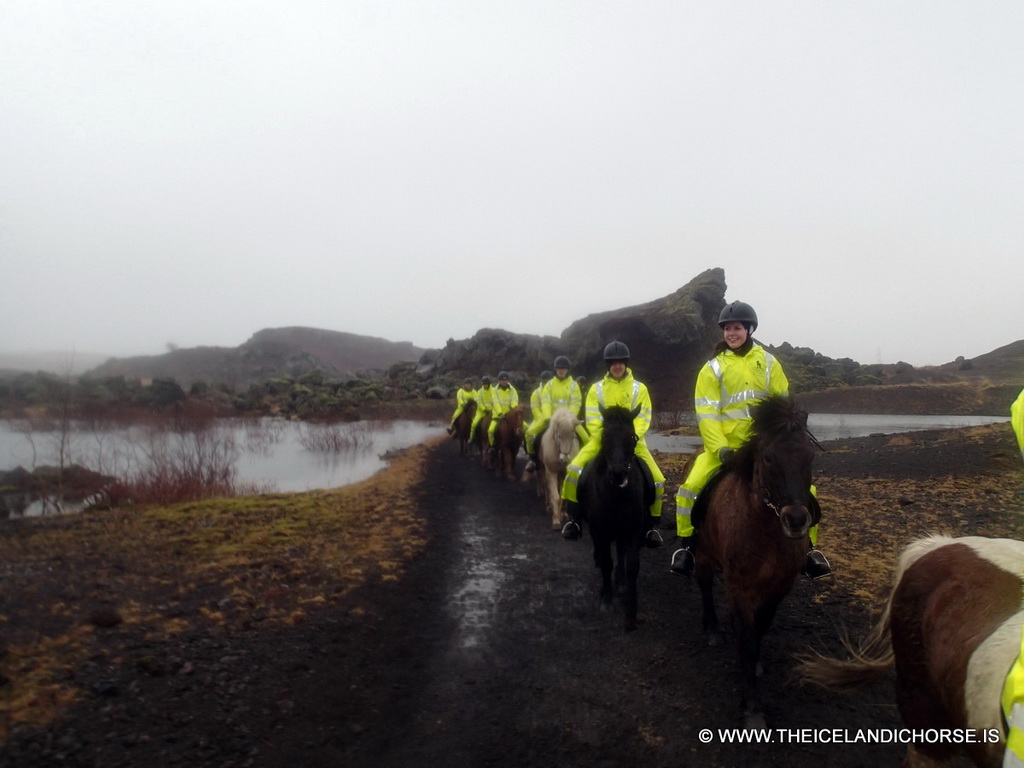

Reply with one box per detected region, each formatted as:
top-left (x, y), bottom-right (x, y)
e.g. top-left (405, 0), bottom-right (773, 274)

top-left (561, 501), bottom-right (582, 541)
top-left (802, 548), bottom-right (832, 579)
top-left (446, 425), bottom-right (454, 435)
top-left (670, 536), bottom-right (695, 576)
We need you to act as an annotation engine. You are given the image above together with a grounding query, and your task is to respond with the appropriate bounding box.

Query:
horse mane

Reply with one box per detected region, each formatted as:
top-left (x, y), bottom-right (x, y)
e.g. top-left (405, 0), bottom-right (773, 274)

top-left (690, 395), bottom-right (808, 530)
top-left (751, 394), bottom-right (808, 437)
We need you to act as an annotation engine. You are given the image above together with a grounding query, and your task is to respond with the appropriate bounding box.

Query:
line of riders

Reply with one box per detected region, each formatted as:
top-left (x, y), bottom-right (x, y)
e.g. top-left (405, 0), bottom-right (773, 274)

top-left (446, 301), bottom-right (832, 580)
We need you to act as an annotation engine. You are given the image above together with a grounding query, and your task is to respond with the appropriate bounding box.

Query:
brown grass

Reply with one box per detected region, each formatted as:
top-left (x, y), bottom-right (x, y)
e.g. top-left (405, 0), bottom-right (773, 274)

top-left (0, 437), bottom-right (444, 738)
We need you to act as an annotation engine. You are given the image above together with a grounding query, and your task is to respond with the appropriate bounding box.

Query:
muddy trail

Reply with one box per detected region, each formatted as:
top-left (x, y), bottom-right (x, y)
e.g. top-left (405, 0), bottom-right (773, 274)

top-left (6, 423), bottom-right (1024, 768)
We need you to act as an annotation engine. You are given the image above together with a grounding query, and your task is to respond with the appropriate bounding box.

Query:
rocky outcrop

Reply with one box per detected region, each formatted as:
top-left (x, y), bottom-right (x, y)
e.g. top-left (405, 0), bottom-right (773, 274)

top-left (422, 269), bottom-right (727, 409)
top-left (558, 268), bottom-right (727, 408)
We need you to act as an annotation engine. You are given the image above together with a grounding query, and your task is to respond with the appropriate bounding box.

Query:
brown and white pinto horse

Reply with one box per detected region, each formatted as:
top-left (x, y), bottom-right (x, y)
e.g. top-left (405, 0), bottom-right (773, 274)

top-left (534, 406), bottom-right (581, 530)
top-left (799, 535), bottom-right (1024, 768)
top-left (690, 394), bottom-right (819, 727)
top-left (492, 406), bottom-right (525, 481)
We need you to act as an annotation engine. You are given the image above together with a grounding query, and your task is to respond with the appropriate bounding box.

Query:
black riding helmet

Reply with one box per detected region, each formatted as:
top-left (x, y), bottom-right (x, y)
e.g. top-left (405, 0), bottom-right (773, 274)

top-left (540, 370), bottom-right (553, 382)
top-left (718, 301), bottom-right (758, 332)
top-left (553, 355), bottom-right (571, 369)
top-left (481, 375), bottom-right (491, 385)
top-left (603, 341), bottom-right (630, 362)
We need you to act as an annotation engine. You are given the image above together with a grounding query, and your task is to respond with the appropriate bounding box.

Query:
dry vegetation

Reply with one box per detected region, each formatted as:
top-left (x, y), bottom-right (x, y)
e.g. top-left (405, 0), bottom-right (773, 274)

top-left (0, 438), bottom-right (443, 739)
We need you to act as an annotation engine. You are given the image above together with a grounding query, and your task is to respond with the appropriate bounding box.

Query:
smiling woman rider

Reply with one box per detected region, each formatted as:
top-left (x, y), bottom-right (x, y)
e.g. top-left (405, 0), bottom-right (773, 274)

top-left (670, 301), bottom-right (831, 579)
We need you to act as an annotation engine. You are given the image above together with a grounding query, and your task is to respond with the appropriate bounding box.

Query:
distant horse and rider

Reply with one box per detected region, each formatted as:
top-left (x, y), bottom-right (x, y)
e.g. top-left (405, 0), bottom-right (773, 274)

top-left (685, 394), bottom-right (822, 726)
top-left (452, 399), bottom-right (477, 456)
top-left (491, 405), bottom-right (525, 481)
top-left (799, 535), bottom-right (1024, 768)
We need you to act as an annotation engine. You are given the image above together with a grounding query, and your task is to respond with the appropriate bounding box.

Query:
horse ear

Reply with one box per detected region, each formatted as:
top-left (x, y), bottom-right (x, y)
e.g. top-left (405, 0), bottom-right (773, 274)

top-left (599, 405), bottom-right (607, 418)
top-left (630, 405), bottom-right (642, 421)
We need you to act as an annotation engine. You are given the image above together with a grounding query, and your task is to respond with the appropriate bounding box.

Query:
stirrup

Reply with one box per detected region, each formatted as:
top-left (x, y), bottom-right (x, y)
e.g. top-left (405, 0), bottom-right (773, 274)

top-left (803, 549), bottom-right (832, 580)
top-left (645, 528), bottom-right (665, 548)
top-left (669, 547), bottom-right (694, 577)
top-left (561, 520), bottom-right (581, 540)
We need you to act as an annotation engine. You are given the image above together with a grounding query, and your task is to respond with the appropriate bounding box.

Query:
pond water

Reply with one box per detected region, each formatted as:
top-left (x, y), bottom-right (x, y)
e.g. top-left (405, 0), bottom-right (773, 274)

top-left (646, 413), bottom-right (1011, 453)
top-left (0, 413), bottom-right (1010, 500)
top-left (0, 418), bottom-right (447, 495)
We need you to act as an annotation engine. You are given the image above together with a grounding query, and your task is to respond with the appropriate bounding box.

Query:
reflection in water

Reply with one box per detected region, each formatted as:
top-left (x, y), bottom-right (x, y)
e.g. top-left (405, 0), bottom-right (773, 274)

top-left (0, 418), bottom-right (446, 498)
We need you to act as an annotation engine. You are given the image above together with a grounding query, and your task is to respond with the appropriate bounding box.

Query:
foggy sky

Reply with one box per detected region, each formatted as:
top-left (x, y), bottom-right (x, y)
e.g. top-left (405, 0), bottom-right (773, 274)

top-left (2, 1), bottom-right (1022, 368)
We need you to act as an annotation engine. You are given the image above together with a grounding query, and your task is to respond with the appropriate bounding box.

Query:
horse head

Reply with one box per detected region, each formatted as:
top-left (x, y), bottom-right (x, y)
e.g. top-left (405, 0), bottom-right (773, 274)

top-left (749, 395), bottom-right (816, 539)
top-left (597, 404), bottom-right (642, 489)
top-left (550, 408), bottom-right (580, 465)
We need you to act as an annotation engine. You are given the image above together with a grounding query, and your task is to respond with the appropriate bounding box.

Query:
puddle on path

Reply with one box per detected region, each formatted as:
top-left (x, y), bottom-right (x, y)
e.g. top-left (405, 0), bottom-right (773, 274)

top-left (448, 521), bottom-right (508, 649)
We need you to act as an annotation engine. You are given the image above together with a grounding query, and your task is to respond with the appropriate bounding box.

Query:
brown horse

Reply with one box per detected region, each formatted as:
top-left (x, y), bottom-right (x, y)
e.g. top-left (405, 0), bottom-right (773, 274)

top-left (492, 406), bottom-right (525, 480)
top-left (453, 400), bottom-right (477, 456)
top-left (472, 412), bottom-right (492, 467)
top-left (690, 394), bottom-right (818, 727)
top-left (798, 535), bottom-right (1024, 767)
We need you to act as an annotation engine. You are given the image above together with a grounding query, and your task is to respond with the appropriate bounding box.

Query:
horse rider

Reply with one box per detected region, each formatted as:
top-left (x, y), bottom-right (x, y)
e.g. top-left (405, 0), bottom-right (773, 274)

top-left (525, 369), bottom-right (553, 447)
top-left (469, 375), bottom-right (495, 443)
top-left (575, 375), bottom-right (588, 421)
top-left (524, 356), bottom-right (589, 472)
top-left (447, 377), bottom-right (477, 435)
top-left (1013, 386), bottom-right (1024, 468)
top-left (669, 301), bottom-right (831, 579)
top-left (487, 371), bottom-right (520, 455)
top-left (560, 341), bottom-right (665, 546)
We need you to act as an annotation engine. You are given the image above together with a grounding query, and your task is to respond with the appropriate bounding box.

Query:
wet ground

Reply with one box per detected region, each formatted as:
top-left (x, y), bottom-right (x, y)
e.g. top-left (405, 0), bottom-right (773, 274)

top-left (3, 424), bottom-right (1022, 767)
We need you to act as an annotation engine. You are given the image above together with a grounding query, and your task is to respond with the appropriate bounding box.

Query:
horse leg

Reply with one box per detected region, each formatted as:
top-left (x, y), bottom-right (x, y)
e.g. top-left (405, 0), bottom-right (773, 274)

top-left (546, 471), bottom-right (562, 530)
top-left (621, 540), bottom-right (641, 633)
top-left (696, 564), bottom-right (722, 646)
top-left (593, 537), bottom-right (614, 609)
top-left (732, 602), bottom-right (766, 729)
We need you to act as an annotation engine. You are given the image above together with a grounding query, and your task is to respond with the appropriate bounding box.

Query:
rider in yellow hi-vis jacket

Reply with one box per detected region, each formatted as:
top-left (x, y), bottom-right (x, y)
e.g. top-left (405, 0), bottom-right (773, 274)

top-left (487, 371), bottom-right (519, 452)
top-left (469, 376), bottom-right (495, 443)
top-left (669, 301), bottom-right (830, 579)
top-left (446, 377), bottom-right (477, 434)
top-left (526, 369), bottom-right (553, 442)
top-left (559, 342), bottom-right (665, 547)
top-left (524, 356), bottom-right (589, 471)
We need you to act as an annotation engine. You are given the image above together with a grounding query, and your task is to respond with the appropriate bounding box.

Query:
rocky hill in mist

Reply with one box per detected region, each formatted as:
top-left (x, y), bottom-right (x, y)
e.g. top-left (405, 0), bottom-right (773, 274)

top-left (60, 267), bottom-right (1023, 415)
top-left (83, 328), bottom-right (425, 389)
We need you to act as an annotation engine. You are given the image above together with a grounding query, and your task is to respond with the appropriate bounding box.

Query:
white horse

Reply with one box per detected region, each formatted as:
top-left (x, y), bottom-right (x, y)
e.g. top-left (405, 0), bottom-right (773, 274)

top-left (534, 406), bottom-right (582, 530)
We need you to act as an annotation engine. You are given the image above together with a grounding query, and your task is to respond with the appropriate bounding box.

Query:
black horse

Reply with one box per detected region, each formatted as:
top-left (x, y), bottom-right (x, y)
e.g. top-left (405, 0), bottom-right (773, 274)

top-left (578, 404), bottom-right (649, 632)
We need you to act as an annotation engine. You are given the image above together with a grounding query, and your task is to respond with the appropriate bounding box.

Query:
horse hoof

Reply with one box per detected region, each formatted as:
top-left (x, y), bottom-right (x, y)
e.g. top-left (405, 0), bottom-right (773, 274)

top-left (706, 633), bottom-right (723, 648)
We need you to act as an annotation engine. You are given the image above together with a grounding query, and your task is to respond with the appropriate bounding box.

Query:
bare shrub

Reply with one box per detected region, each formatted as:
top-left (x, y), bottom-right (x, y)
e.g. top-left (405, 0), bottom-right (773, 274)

top-left (298, 421), bottom-right (377, 453)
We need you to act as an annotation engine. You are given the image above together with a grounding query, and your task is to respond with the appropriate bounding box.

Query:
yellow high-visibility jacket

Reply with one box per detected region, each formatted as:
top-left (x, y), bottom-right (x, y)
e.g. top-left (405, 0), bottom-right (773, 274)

top-left (540, 376), bottom-right (583, 419)
top-left (584, 369), bottom-right (653, 443)
top-left (491, 384), bottom-right (519, 418)
top-left (694, 344), bottom-right (789, 456)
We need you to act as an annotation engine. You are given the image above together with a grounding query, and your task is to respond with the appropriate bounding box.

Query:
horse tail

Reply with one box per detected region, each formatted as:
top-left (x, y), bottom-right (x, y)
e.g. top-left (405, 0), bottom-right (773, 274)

top-left (796, 534), bottom-right (957, 690)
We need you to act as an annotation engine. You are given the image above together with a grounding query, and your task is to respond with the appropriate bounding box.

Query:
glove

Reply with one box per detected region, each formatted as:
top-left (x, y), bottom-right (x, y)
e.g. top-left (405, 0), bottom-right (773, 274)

top-left (718, 447), bottom-right (735, 463)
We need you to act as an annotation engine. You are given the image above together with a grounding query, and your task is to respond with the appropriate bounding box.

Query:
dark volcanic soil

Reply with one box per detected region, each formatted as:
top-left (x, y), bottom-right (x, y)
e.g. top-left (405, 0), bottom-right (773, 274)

top-left (3, 424), bottom-right (1023, 768)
